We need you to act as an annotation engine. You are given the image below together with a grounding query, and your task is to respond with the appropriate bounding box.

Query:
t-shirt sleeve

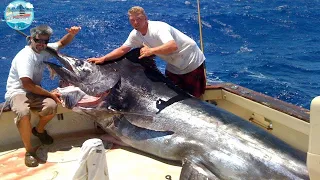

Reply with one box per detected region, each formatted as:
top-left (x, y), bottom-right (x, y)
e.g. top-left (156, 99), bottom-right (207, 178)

top-left (157, 25), bottom-right (174, 44)
top-left (47, 42), bottom-right (59, 51)
top-left (123, 30), bottom-right (143, 48)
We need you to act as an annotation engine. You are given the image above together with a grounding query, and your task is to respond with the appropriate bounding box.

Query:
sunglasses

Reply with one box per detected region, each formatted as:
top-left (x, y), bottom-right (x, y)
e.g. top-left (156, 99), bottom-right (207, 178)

top-left (33, 38), bottom-right (49, 44)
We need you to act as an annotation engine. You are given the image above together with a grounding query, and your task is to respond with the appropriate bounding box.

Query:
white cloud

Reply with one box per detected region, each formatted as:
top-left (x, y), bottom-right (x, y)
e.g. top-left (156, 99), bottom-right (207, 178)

top-left (25, 3), bottom-right (34, 9)
top-left (8, 3), bottom-right (14, 8)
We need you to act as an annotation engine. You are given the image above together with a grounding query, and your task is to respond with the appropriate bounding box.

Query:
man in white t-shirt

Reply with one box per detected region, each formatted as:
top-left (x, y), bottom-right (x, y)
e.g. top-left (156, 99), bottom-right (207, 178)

top-left (88, 6), bottom-right (206, 97)
top-left (5, 25), bottom-right (81, 167)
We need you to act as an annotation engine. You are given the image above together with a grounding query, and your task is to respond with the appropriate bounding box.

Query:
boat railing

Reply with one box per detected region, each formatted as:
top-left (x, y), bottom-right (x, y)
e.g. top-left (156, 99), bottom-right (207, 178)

top-left (308, 96), bottom-right (320, 179)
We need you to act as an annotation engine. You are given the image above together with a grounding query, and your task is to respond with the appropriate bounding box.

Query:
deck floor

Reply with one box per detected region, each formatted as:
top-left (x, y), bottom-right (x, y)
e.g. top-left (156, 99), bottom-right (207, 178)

top-left (0, 132), bottom-right (182, 180)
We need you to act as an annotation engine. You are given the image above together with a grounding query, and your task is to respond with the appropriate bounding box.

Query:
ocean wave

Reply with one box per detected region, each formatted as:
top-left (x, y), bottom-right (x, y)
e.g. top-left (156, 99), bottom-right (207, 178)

top-left (275, 5), bottom-right (289, 12)
top-left (237, 46), bottom-right (253, 53)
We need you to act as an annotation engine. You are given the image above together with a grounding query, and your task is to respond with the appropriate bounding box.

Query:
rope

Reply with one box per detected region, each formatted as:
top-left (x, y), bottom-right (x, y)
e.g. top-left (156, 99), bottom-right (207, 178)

top-left (197, 0), bottom-right (204, 52)
top-left (15, 29), bottom-right (28, 37)
top-left (196, 0), bottom-right (207, 86)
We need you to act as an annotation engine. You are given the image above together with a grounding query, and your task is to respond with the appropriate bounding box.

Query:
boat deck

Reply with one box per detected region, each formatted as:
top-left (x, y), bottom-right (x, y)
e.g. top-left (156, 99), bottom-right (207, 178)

top-left (0, 131), bottom-right (181, 180)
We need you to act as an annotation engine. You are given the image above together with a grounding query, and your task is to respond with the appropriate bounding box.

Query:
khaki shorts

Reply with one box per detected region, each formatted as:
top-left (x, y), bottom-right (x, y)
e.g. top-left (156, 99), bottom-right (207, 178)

top-left (9, 93), bottom-right (57, 125)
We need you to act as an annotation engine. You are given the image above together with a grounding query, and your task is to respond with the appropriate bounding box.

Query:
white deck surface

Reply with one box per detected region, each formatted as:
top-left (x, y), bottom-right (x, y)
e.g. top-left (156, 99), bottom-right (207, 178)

top-left (0, 132), bottom-right (182, 180)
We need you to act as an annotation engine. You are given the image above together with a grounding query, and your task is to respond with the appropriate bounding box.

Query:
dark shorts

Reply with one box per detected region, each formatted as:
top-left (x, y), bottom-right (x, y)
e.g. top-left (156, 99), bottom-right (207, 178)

top-left (165, 63), bottom-right (206, 98)
top-left (9, 93), bottom-right (57, 125)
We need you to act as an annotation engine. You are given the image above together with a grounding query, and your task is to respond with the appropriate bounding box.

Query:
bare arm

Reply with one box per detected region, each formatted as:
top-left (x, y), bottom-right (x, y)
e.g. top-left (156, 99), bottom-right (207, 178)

top-left (139, 40), bottom-right (178, 59)
top-left (21, 77), bottom-right (61, 103)
top-left (88, 45), bottom-right (132, 64)
top-left (56, 26), bottom-right (81, 49)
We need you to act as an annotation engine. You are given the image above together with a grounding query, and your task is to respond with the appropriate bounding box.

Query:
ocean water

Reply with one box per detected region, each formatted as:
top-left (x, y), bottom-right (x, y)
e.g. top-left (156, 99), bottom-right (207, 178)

top-left (0, 0), bottom-right (319, 109)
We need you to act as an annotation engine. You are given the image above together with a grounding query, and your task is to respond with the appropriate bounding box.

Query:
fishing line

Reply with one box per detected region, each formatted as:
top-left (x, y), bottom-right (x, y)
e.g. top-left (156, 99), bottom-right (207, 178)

top-left (15, 29), bottom-right (28, 37)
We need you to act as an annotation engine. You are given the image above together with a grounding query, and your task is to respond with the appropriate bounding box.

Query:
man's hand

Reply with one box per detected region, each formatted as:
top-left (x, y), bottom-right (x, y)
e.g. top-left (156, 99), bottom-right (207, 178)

top-left (50, 92), bottom-right (62, 104)
top-left (66, 26), bottom-right (81, 35)
top-left (139, 43), bottom-right (154, 59)
top-left (58, 26), bottom-right (82, 48)
top-left (87, 57), bottom-right (105, 64)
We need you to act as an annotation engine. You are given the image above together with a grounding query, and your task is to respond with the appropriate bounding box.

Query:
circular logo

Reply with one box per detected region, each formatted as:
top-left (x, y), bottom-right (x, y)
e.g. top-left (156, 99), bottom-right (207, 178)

top-left (4, 0), bottom-right (34, 30)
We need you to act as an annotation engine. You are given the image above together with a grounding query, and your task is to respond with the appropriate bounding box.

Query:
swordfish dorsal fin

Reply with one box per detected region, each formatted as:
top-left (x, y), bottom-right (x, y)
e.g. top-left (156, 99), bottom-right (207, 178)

top-left (180, 157), bottom-right (219, 180)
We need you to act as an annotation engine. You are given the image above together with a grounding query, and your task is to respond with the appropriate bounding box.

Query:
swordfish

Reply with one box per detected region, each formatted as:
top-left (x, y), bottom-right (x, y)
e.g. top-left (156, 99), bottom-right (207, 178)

top-left (45, 48), bottom-right (309, 180)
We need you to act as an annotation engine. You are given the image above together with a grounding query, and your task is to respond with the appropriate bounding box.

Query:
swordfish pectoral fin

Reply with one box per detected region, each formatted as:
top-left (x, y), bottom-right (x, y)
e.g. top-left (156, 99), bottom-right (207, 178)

top-left (119, 113), bottom-right (174, 132)
top-left (180, 157), bottom-right (219, 180)
top-left (114, 115), bottom-right (174, 141)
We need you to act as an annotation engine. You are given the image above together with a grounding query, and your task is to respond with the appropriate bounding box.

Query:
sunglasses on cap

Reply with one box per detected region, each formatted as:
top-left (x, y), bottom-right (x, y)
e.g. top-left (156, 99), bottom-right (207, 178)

top-left (33, 38), bottom-right (49, 44)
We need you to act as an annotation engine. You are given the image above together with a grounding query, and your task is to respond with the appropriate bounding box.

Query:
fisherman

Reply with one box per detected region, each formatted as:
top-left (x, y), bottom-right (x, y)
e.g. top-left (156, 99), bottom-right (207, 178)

top-left (4, 25), bottom-right (81, 167)
top-left (88, 6), bottom-right (206, 98)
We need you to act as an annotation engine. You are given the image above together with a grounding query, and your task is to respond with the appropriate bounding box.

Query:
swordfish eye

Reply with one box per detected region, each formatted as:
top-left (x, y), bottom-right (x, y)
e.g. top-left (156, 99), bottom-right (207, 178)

top-left (81, 61), bottom-right (93, 73)
top-left (75, 60), bottom-right (84, 67)
top-left (77, 62), bottom-right (94, 80)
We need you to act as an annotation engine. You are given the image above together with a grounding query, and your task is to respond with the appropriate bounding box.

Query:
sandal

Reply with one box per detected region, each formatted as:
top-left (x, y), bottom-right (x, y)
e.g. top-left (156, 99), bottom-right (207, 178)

top-left (32, 127), bottom-right (54, 145)
top-left (25, 152), bottom-right (39, 167)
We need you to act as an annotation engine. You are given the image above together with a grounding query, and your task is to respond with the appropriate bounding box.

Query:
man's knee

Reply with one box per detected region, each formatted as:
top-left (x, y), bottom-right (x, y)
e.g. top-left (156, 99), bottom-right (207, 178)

top-left (40, 98), bottom-right (57, 116)
top-left (14, 111), bottom-right (31, 125)
top-left (46, 98), bottom-right (58, 110)
top-left (11, 105), bottom-right (31, 125)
